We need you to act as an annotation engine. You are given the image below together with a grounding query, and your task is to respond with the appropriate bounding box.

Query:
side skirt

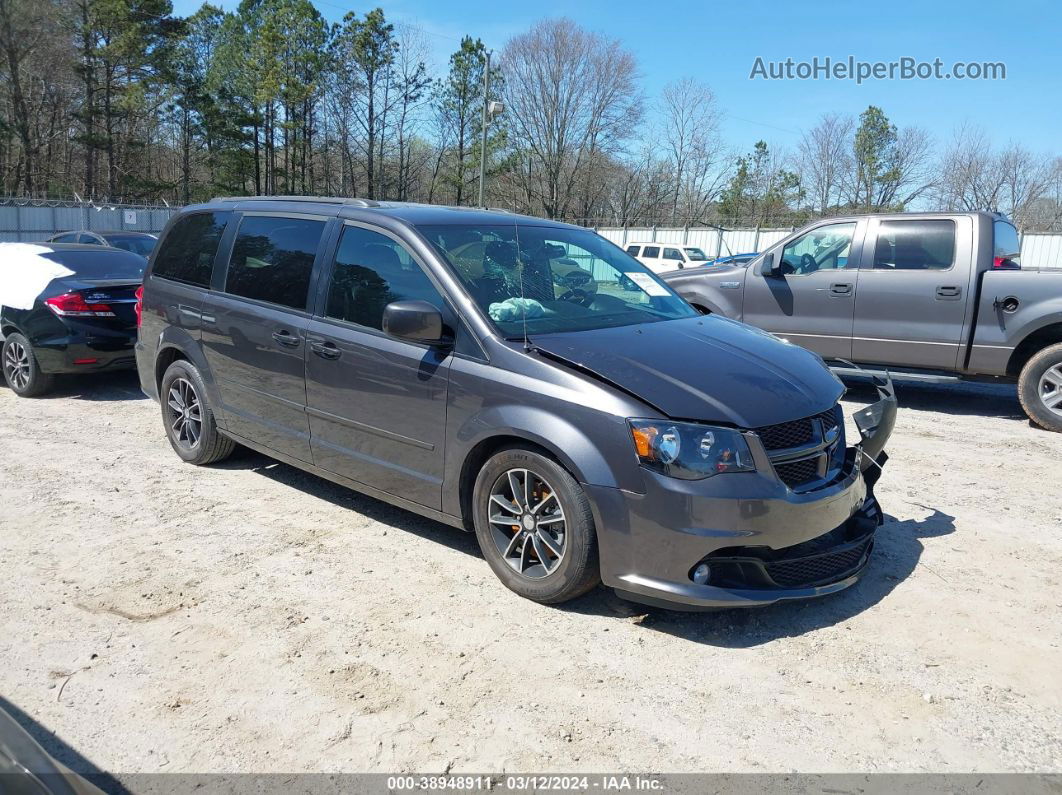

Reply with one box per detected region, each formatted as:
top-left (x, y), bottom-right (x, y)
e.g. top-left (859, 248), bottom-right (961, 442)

top-left (219, 429), bottom-right (467, 532)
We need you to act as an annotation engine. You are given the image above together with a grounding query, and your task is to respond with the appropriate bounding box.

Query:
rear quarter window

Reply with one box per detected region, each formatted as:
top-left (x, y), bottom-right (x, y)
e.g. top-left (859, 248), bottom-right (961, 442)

top-left (993, 220), bottom-right (1021, 266)
top-left (642, 246), bottom-right (660, 258)
top-left (152, 211), bottom-right (231, 287)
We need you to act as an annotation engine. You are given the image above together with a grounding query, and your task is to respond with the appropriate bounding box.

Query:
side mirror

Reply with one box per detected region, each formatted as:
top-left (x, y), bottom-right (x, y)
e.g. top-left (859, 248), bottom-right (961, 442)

top-left (382, 300), bottom-right (447, 344)
top-left (761, 253), bottom-right (780, 277)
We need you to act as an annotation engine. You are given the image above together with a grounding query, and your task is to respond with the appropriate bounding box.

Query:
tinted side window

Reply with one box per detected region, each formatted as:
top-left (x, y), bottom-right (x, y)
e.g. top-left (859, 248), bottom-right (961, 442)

top-left (153, 211), bottom-right (230, 287)
top-left (642, 246), bottom-right (660, 258)
top-left (78, 233), bottom-right (101, 245)
top-left (993, 220), bottom-right (1020, 266)
top-left (626, 245), bottom-right (640, 256)
top-left (226, 215), bottom-right (324, 310)
top-left (51, 232), bottom-right (78, 243)
top-left (326, 225), bottom-right (444, 331)
top-left (873, 220), bottom-right (955, 270)
top-left (663, 247), bottom-right (684, 260)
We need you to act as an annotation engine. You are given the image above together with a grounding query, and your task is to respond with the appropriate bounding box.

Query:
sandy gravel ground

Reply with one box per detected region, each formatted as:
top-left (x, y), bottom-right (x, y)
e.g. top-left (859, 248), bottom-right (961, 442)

top-left (1, 371), bottom-right (1060, 781)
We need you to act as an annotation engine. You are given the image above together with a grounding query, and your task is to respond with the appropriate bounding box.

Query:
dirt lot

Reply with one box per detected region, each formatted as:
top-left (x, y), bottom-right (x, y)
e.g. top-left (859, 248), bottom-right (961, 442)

top-left (1, 372), bottom-right (1060, 779)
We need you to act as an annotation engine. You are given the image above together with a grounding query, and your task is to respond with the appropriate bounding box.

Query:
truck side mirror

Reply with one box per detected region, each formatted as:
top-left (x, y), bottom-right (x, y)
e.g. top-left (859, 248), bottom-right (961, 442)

top-left (761, 253), bottom-right (780, 277)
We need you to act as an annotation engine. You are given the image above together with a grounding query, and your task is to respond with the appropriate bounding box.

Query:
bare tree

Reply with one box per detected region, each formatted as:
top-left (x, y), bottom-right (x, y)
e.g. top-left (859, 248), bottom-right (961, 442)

top-left (998, 143), bottom-right (1051, 230)
top-left (932, 124), bottom-right (1004, 211)
top-left (658, 78), bottom-right (727, 223)
top-left (500, 18), bottom-right (640, 219)
top-left (932, 127), bottom-right (1052, 229)
top-left (798, 113), bottom-right (853, 214)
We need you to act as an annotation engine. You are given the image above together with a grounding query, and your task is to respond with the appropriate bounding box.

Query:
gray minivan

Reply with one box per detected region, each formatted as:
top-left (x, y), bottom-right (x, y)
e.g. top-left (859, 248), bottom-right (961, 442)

top-left (135, 197), bottom-right (896, 610)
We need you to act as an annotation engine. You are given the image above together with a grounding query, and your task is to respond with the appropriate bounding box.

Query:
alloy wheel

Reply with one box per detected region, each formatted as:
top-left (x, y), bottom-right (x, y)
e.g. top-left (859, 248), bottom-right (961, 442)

top-left (3, 342), bottom-right (30, 391)
top-left (487, 468), bottom-right (567, 579)
top-left (1039, 364), bottom-right (1062, 418)
top-left (166, 377), bottom-right (203, 450)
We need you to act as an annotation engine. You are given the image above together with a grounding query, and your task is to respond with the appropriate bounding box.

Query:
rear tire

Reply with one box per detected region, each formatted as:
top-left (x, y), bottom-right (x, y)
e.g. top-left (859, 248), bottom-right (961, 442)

top-left (159, 359), bottom-right (236, 464)
top-left (2, 333), bottom-right (54, 397)
top-left (1018, 342), bottom-right (1062, 433)
top-left (472, 446), bottom-right (600, 604)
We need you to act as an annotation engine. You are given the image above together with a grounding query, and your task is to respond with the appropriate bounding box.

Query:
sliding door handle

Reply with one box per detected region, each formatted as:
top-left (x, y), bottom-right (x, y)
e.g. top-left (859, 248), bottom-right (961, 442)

top-left (310, 341), bottom-right (341, 360)
top-left (271, 330), bottom-right (301, 347)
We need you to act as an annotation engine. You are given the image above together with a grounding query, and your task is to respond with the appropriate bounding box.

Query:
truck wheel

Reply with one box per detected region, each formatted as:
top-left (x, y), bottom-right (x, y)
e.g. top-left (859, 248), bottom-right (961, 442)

top-left (472, 446), bottom-right (600, 604)
top-left (2, 333), bottom-right (55, 397)
top-left (160, 359), bottom-right (236, 464)
top-left (1017, 342), bottom-right (1062, 432)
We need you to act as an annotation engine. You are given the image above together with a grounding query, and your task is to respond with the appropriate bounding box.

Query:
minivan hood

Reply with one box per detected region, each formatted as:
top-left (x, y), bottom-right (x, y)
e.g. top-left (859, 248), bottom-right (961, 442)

top-left (531, 315), bottom-right (843, 428)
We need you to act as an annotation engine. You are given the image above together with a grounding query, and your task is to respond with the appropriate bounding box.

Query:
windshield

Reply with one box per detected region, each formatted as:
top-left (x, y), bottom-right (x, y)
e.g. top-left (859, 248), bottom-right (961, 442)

top-left (104, 234), bottom-right (157, 256)
top-left (683, 247), bottom-right (709, 261)
top-left (417, 224), bottom-right (697, 337)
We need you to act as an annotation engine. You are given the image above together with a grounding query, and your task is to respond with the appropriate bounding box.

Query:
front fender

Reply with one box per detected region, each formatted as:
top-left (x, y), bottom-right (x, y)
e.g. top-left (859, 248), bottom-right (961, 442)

top-left (453, 403), bottom-right (633, 489)
top-left (662, 267), bottom-right (746, 318)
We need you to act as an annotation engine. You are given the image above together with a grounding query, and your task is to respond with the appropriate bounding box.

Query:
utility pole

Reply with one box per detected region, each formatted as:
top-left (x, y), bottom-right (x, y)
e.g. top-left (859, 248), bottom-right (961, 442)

top-left (477, 50), bottom-right (492, 208)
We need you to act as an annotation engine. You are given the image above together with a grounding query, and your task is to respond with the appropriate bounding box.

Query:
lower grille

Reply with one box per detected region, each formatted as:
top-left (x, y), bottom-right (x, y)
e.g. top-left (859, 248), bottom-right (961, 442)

top-left (703, 531), bottom-right (874, 590)
top-left (763, 536), bottom-right (872, 587)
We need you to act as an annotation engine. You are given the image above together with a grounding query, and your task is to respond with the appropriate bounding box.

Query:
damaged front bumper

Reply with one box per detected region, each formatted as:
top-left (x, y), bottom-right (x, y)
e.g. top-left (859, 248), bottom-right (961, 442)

top-left (590, 376), bottom-right (898, 610)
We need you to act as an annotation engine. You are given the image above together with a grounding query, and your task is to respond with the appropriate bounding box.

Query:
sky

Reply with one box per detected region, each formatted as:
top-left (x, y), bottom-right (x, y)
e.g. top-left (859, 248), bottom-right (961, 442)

top-left (171, 0), bottom-right (1062, 156)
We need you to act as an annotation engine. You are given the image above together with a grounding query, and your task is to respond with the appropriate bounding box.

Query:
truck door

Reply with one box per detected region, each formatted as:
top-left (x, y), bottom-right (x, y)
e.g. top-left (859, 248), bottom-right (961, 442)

top-left (852, 216), bottom-right (971, 369)
top-left (661, 247), bottom-right (687, 271)
top-left (742, 220), bottom-right (864, 360)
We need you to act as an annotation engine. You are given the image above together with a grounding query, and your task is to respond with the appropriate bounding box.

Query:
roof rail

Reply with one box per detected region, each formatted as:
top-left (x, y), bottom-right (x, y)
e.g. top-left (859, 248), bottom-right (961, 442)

top-left (210, 195), bottom-right (382, 208)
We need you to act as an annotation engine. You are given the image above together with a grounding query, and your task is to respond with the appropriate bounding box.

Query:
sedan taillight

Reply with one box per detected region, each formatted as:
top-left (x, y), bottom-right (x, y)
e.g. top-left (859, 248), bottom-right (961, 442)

top-left (134, 285), bottom-right (144, 328)
top-left (44, 292), bottom-right (116, 317)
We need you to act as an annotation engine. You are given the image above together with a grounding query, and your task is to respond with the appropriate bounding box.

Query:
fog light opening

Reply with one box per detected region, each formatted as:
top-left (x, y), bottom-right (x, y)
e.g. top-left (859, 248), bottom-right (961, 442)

top-left (691, 563), bottom-right (712, 586)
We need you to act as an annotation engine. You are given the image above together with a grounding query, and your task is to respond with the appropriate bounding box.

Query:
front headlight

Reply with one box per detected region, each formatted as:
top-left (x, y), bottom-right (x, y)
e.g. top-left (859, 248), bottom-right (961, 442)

top-left (628, 419), bottom-right (755, 480)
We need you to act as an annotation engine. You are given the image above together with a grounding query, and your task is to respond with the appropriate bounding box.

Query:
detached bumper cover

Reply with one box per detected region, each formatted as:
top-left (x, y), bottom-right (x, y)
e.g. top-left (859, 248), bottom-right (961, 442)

top-left (591, 378), bottom-right (897, 610)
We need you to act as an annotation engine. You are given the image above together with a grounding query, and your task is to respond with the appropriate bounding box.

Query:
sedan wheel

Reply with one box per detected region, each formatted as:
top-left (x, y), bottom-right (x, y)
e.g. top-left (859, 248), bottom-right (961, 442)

top-left (1, 333), bottom-right (54, 397)
top-left (3, 340), bottom-right (30, 391)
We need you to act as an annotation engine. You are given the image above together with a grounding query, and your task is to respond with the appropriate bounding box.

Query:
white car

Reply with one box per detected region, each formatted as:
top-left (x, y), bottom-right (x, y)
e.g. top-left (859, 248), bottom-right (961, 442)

top-left (624, 242), bottom-right (711, 273)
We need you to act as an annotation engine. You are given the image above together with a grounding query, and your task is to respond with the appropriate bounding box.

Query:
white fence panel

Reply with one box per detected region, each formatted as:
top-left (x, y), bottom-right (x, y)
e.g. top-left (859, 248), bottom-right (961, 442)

top-left (593, 226), bottom-right (795, 259)
top-left (1022, 235), bottom-right (1062, 270)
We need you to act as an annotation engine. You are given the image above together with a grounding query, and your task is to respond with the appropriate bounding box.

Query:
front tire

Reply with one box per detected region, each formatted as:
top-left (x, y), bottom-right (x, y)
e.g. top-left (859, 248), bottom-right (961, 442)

top-left (472, 447), bottom-right (600, 604)
top-left (160, 359), bottom-right (236, 464)
top-left (1018, 342), bottom-right (1062, 433)
top-left (2, 333), bottom-right (54, 397)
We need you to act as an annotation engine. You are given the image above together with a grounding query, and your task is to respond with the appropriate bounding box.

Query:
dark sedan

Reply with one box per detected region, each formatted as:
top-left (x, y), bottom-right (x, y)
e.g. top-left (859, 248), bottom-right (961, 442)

top-left (47, 229), bottom-right (157, 257)
top-left (1, 243), bottom-right (145, 397)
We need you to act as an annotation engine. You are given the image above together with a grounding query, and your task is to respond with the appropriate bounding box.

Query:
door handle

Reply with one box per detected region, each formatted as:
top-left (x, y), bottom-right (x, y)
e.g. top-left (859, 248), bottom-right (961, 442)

top-left (271, 330), bottom-right (301, 347)
top-left (310, 341), bottom-right (341, 360)
top-left (830, 282), bottom-right (852, 295)
top-left (936, 285), bottom-right (961, 299)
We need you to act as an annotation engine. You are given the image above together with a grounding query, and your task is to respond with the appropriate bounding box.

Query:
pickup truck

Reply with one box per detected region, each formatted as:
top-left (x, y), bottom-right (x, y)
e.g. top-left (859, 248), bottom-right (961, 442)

top-left (662, 211), bottom-right (1062, 431)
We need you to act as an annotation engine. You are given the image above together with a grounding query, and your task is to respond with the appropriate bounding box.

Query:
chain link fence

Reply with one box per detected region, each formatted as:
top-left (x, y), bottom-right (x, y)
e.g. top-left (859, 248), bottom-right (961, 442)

top-left (0, 198), bottom-right (179, 242)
